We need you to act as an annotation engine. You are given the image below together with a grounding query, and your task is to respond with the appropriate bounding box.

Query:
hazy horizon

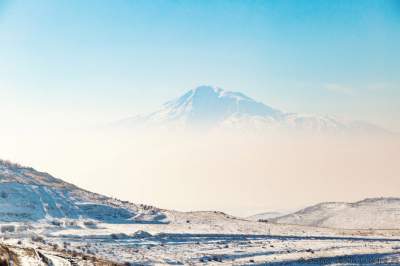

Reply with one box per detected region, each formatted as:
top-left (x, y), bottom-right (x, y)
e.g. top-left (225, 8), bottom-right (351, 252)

top-left (1, 125), bottom-right (399, 217)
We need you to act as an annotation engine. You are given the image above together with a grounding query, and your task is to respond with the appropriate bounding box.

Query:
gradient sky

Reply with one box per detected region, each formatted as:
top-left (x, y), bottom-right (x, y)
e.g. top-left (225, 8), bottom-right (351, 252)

top-left (1, 1), bottom-right (400, 215)
top-left (0, 0), bottom-right (399, 131)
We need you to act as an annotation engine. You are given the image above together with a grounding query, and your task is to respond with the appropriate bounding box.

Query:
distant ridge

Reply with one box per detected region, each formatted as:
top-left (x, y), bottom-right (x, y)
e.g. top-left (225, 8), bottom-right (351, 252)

top-left (271, 197), bottom-right (400, 229)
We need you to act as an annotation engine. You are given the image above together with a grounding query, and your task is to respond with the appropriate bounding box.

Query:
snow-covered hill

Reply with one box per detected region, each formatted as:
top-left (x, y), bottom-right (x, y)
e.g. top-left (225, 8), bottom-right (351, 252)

top-left (118, 85), bottom-right (386, 134)
top-left (271, 198), bottom-right (400, 229)
top-left (1, 160), bottom-right (400, 264)
top-left (0, 160), bottom-right (165, 223)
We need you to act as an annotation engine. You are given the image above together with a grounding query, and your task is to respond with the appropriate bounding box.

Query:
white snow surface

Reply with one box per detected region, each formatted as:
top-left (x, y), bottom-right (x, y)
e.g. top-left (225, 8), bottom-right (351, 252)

top-left (3, 210), bottom-right (400, 265)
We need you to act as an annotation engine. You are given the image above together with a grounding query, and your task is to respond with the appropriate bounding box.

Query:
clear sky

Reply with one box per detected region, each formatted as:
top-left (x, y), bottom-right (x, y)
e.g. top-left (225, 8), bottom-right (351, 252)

top-left (0, 0), bottom-right (399, 131)
top-left (0, 1), bottom-right (400, 215)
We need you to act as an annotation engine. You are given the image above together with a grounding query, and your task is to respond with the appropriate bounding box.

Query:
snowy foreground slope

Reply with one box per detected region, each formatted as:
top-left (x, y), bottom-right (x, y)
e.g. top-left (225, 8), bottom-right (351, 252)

top-left (118, 85), bottom-right (387, 134)
top-left (1, 160), bottom-right (400, 265)
top-left (271, 198), bottom-right (400, 230)
top-left (0, 160), bottom-right (165, 223)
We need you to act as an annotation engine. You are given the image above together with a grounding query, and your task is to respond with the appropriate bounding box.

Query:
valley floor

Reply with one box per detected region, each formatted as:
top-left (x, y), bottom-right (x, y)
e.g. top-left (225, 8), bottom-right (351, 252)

top-left (2, 211), bottom-right (400, 265)
top-left (49, 233), bottom-right (400, 265)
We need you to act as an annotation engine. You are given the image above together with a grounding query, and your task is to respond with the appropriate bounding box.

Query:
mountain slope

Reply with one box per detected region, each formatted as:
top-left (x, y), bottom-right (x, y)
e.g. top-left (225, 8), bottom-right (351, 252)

top-left (0, 160), bottom-right (165, 223)
top-left (271, 198), bottom-right (400, 229)
top-left (118, 85), bottom-right (386, 134)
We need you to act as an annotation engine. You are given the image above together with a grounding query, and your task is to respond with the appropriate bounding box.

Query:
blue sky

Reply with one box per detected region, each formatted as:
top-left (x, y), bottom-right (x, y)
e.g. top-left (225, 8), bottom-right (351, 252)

top-left (1, 0), bottom-right (399, 130)
top-left (0, 1), bottom-right (399, 214)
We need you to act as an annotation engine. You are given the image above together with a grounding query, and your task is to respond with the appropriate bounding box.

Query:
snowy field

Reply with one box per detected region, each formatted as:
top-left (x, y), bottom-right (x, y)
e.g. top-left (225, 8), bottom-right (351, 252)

top-left (2, 211), bottom-right (400, 265)
top-left (47, 232), bottom-right (400, 265)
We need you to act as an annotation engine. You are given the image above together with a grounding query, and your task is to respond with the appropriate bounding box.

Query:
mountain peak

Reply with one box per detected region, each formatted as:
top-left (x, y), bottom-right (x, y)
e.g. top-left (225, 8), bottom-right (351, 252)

top-left (188, 86), bottom-right (254, 102)
top-left (157, 86), bottom-right (282, 128)
top-left (191, 85), bottom-right (222, 95)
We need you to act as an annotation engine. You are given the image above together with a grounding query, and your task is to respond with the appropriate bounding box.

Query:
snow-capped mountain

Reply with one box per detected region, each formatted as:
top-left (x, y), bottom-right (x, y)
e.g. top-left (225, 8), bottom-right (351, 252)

top-left (0, 160), bottom-right (165, 223)
top-left (118, 85), bottom-right (386, 134)
top-left (120, 85), bottom-right (283, 130)
top-left (271, 198), bottom-right (400, 229)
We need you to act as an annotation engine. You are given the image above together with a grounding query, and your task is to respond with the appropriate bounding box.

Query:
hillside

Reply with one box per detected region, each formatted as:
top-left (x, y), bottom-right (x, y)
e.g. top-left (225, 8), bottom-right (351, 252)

top-left (0, 160), bottom-right (165, 223)
top-left (271, 198), bottom-right (400, 229)
top-left (246, 211), bottom-right (287, 221)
